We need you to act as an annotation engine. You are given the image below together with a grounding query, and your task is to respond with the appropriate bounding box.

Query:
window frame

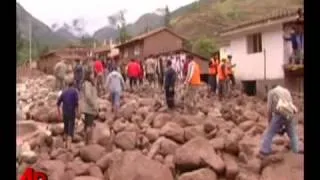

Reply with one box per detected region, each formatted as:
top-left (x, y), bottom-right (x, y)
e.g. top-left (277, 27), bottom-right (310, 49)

top-left (247, 33), bottom-right (262, 54)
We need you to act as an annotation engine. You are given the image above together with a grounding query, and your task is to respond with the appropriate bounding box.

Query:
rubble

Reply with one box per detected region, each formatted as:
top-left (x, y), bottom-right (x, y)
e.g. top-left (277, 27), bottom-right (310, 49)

top-left (16, 74), bottom-right (304, 180)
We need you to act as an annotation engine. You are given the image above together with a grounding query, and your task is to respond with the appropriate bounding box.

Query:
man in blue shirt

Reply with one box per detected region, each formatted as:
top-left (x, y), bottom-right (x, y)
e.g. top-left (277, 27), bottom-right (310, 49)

top-left (57, 77), bottom-right (79, 149)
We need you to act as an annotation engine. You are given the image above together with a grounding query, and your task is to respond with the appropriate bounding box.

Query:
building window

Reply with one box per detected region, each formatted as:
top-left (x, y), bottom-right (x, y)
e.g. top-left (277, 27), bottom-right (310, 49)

top-left (247, 33), bottom-right (262, 54)
top-left (134, 45), bottom-right (140, 56)
top-left (124, 49), bottom-right (128, 58)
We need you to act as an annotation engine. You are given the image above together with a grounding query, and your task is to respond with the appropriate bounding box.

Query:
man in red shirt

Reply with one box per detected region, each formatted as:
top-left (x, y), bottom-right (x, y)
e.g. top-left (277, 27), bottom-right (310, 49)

top-left (94, 58), bottom-right (104, 96)
top-left (127, 59), bottom-right (141, 91)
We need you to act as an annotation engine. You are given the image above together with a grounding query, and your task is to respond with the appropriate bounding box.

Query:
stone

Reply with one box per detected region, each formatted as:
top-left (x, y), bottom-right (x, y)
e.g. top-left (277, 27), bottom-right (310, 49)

top-left (153, 113), bottom-right (171, 128)
top-left (114, 131), bottom-right (137, 150)
top-left (88, 165), bottom-right (104, 179)
top-left (144, 128), bottom-right (160, 142)
top-left (96, 149), bottom-right (122, 171)
top-left (72, 176), bottom-right (101, 180)
top-left (79, 144), bottom-right (105, 162)
top-left (222, 153), bottom-right (239, 179)
top-left (160, 122), bottom-right (184, 143)
top-left (66, 160), bottom-right (90, 176)
top-left (239, 121), bottom-right (255, 132)
top-left (178, 168), bottom-right (217, 180)
top-left (174, 137), bottom-right (225, 173)
top-left (209, 137), bottom-right (225, 151)
top-left (184, 125), bottom-right (205, 141)
top-left (107, 151), bottom-right (174, 180)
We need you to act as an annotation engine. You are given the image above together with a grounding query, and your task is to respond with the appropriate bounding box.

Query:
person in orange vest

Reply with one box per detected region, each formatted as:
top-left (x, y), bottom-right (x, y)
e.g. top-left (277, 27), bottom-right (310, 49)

top-left (217, 58), bottom-right (227, 100)
top-left (184, 54), bottom-right (202, 109)
top-left (226, 55), bottom-right (236, 88)
top-left (208, 53), bottom-right (219, 96)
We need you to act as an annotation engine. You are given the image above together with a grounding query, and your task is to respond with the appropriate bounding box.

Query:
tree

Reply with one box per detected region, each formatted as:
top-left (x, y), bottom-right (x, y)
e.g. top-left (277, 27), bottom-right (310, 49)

top-left (108, 10), bottom-right (131, 43)
top-left (192, 37), bottom-right (217, 59)
top-left (156, 5), bottom-right (171, 28)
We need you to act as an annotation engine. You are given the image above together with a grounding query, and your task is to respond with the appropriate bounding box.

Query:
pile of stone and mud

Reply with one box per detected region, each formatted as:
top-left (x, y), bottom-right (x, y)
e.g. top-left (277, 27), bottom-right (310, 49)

top-left (16, 74), bottom-right (304, 180)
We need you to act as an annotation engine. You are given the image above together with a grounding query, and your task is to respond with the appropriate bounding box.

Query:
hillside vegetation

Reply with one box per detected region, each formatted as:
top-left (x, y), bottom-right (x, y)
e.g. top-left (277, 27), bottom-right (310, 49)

top-left (171, 0), bottom-right (303, 41)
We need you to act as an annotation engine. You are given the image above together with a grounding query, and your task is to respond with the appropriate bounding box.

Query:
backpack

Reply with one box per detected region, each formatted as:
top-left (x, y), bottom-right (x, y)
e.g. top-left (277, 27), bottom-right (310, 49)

top-left (276, 98), bottom-right (298, 120)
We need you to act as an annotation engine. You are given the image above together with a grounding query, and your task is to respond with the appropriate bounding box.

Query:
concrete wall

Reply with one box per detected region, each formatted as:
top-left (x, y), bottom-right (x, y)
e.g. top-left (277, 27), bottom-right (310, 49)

top-left (228, 24), bottom-right (285, 81)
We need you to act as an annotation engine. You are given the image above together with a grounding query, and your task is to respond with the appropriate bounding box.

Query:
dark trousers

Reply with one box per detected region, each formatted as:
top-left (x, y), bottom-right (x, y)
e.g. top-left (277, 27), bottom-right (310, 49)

top-left (84, 113), bottom-right (95, 131)
top-left (208, 74), bottom-right (217, 93)
top-left (75, 79), bottom-right (82, 92)
top-left (165, 87), bottom-right (175, 108)
top-left (63, 114), bottom-right (75, 137)
top-left (121, 73), bottom-right (127, 82)
top-left (129, 77), bottom-right (138, 89)
top-left (218, 79), bottom-right (226, 98)
top-left (228, 74), bottom-right (235, 87)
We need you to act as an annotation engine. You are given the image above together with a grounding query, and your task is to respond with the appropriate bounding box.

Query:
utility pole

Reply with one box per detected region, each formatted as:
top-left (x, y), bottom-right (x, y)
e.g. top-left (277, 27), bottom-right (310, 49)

top-left (29, 18), bottom-right (32, 68)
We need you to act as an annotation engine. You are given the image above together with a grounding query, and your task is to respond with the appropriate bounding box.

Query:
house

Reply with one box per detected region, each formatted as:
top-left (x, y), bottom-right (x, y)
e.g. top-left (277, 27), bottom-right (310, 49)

top-left (116, 27), bottom-right (187, 62)
top-left (219, 8), bottom-right (304, 96)
top-left (37, 45), bottom-right (91, 74)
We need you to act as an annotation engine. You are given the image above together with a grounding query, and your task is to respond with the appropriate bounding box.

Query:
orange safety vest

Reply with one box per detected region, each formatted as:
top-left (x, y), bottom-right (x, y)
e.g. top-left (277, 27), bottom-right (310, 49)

top-left (190, 61), bottom-right (201, 85)
top-left (217, 62), bottom-right (227, 80)
top-left (208, 59), bottom-right (217, 75)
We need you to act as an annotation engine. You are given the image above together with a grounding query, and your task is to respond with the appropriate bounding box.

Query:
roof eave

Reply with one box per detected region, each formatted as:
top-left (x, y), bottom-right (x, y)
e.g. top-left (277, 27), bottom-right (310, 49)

top-left (220, 15), bottom-right (298, 38)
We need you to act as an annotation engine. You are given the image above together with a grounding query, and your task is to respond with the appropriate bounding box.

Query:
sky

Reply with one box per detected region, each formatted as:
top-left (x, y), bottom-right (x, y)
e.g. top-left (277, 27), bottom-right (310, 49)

top-left (17, 0), bottom-right (196, 34)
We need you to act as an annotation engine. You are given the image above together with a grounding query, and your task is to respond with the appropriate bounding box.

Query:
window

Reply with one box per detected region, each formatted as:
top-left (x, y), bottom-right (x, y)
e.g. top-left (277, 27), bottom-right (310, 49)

top-left (247, 33), bottom-right (262, 54)
top-left (134, 45), bottom-right (140, 55)
top-left (124, 48), bottom-right (128, 58)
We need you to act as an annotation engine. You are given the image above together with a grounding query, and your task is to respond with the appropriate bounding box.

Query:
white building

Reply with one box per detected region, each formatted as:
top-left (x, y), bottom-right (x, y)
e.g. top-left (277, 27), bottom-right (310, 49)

top-left (219, 8), bottom-right (303, 96)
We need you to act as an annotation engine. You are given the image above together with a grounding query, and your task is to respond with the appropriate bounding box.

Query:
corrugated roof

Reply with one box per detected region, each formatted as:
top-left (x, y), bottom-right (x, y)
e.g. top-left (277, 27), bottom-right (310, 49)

top-left (116, 27), bottom-right (188, 48)
top-left (220, 7), bottom-right (303, 34)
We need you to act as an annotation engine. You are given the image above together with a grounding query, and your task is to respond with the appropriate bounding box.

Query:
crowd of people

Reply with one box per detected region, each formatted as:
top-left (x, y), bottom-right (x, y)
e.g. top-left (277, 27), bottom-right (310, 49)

top-left (53, 52), bottom-right (301, 156)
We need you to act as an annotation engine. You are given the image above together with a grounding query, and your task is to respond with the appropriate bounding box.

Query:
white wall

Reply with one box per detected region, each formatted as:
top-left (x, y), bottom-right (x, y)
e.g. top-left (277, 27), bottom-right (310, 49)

top-left (219, 45), bottom-right (231, 59)
top-left (229, 24), bottom-right (284, 81)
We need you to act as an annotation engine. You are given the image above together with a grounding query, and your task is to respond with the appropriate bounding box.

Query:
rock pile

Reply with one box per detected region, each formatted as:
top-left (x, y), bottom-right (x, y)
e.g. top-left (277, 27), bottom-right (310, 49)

top-left (17, 74), bottom-right (304, 180)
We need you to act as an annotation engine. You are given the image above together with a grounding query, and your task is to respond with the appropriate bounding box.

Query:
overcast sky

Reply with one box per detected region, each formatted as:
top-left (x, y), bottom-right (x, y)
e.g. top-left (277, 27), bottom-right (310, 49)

top-left (17, 0), bottom-right (196, 34)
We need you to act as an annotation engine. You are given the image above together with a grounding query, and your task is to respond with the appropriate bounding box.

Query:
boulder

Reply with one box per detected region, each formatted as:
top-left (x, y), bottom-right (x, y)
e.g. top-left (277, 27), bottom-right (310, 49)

top-left (79, 144), bottom-right (105, 162)
top-left (72, 176), bottom-right (101, 180)
top-left (119, 100), bottom-right (138, 119)
top-left (222, 153), bottom-right (239, 179)
top-left (184, 125), bottom-right (205, 141)
top-left (153, 113), bottom-right (171, 128)
top-left (32, 160), bottom-right (65, 180)
top-left (178, 168), bottom-right (217, 180)
top-left (96, 149), bottom-right (122, 171)
top-left (160, 122), bottom-right (184, 143)
top-left (144, 128), bottom-right (160, 142)
top-left (174, 137), bottom-right (225, 173)
top-left (114, 131), bottom-right (137, 150)
top-left (88, 165), bottom-right (104, 179)
top-left (107, 151), bottom-right (174, 180)
top-left (66, 160), bottom-right (90, 176)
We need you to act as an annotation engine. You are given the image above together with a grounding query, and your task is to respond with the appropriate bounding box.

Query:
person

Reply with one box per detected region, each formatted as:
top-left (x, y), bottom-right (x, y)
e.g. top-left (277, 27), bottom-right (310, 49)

top-left (145, 55), bottom-right (157, 88)
top-left (81, 71), bottom-right (99, 145)
top-left (260, 85), bottom-right (299, 156)
top-left (217, 58), bottom-right (227, 101)
top-left (208, 54), bottom-right (219, 96)
top-left (73, 59), bottom-right (83, 92)
top-left (120, 62), bottom-right (127, 83)
top-left (105, 67), bottom-right (125, 114)
top-left (127, 59), bottom-right (141, 91)
top-left (184, 54), bottom-right (202, 109)
top-left (164, 60), bottom-right (177, 109)
top-left (94, 58), bottom-right (104, 96)
top-left (138, 60), bottom-right (144, 85)
top-left (284, 25), bottom-right (302, 64)
top-left (156, 57), bottom-right (164, 87)
top-left (57, 77), bottom-right (79, 149)
top-left (54, 59), bottom-right (67, 91)
top-left (226, 55), bottom-right (236, 88)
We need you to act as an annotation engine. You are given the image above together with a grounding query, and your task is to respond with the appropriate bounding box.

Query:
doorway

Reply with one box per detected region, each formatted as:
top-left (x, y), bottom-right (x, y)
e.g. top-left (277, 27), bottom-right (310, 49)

top-left (242, 80), bottom-right (257, 96)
